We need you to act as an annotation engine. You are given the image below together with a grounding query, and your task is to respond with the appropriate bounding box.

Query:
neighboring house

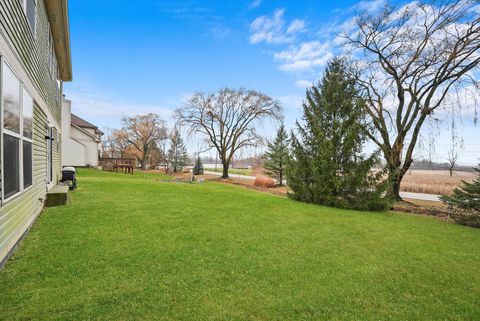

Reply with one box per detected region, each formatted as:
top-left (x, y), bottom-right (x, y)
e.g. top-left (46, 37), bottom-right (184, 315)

top-left (61, 97), bottom-right (103, 167)
top-left (0, 0), bottom-right (72, 264)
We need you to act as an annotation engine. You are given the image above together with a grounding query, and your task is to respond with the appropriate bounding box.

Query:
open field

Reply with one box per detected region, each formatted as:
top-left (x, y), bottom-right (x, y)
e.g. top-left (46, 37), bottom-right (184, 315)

top-left (401, 169), bottom-right (477, 195)
top-left (1, 169), bottom-right (480, 320)
top-left (243, 167), bottom-right (477, 196)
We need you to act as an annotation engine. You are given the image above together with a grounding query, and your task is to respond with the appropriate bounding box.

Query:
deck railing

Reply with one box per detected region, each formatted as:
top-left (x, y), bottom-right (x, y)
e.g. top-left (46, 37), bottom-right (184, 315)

top-left (99, 157), bottom-right (135, 174)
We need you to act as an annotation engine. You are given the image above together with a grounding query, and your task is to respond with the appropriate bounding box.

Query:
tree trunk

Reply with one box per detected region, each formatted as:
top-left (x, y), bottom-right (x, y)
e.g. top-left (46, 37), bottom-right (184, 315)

top-left (221, 162), bottom-right (229, 179)
top-left (449, 168), bottom-right (453, 177)
top-left (385, 150), bottom-right (404, 201)
top-left (387, 174), bottom-right (402, 201)
top-left (141, 147), bottom-right (148, 170)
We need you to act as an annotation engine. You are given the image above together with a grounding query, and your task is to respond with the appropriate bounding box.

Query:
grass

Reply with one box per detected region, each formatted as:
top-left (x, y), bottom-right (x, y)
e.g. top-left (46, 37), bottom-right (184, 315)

top-left (0, 169), bottom-right (479, 320)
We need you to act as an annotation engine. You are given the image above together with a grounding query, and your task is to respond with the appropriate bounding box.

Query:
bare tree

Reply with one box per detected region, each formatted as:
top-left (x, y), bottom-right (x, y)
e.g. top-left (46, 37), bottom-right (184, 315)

top-left (111, 128), bottom-right (130, 158)
top-left (175, 88), bottom-right (282, 178)
top-left (447, 148), bottom-right (458, 177)
top-left (101, 127), bottom-right (115, 158)
top-left (446, 117), bottom-right (464, 177)
top-left (344, 0), bottom-right (480, 200)
top-left (157, 136), bottom-right (169, 172)
top-left (122, 113), bottom-right (168, 170)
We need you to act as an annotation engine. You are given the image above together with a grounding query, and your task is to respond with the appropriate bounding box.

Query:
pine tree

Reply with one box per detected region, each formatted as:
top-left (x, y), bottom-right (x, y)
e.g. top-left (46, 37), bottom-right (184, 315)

top-left (441, 165), bottom-right (480, 212)
top-left (264, 125), bottom-right (289, 186)
top-left (193, 157), bottom-right (204, 175)
top-left (167, 129), bottom-right (188, 173)
top-left (286, 58), bottom-right (388, 211)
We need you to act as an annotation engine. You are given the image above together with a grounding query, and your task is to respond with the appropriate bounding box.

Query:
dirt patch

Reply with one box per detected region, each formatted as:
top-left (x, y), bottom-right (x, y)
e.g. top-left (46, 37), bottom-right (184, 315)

top-left (393, 199), bottom-right (450, 219)
top-left (207, 176), bottom-right (288, 197)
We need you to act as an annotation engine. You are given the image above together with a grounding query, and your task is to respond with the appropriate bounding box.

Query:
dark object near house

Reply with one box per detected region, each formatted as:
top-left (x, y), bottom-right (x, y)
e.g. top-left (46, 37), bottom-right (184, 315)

top-left (61, 166), bottom-right (77, 190)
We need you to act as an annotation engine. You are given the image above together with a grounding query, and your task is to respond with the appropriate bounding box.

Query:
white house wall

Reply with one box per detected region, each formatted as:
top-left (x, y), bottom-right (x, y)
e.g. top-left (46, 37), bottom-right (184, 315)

top-left (61, 98), bottom-right (100, 167)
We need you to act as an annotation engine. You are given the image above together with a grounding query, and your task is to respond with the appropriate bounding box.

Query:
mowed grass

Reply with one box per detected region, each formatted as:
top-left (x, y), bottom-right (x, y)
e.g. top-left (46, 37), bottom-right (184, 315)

top-left (0, 169), bottom-right (479, 320)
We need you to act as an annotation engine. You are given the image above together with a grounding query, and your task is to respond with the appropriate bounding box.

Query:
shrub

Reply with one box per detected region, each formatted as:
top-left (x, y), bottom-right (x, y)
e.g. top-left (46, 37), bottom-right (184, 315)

top-left (263, 124), bottom-right (289, 185)
top-left (441, 164), bottom-right (480, 227)
top-left (254, 177), bottom-right (276, 188)
top-left (193, 157), bottom-right (204, 175)
top-left (447, 207), bottom-right (480, 228)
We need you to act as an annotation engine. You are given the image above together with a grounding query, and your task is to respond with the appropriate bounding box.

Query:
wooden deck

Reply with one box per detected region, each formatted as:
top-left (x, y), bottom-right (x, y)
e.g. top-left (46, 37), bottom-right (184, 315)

top-left (99, 158), bottom-right (135, 174)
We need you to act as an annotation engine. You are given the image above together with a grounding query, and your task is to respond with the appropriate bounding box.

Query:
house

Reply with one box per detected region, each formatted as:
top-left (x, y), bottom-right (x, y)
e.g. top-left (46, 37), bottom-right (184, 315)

top-left (61, 97), bottom-right (103, 167)
top-left (0, 0), bottom-right (72, 264)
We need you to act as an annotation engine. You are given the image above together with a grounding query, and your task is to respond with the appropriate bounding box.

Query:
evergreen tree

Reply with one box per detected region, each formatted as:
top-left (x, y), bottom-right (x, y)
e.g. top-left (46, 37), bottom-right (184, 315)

top-left (264, 124), bottom-right (289, 185)
top-left (167, 129), bottom-right (188, 173)
top-left (193, 157), bottom-right (204, 175)
top-left (287, 58), bottom-right (388, 211)
top-left (441, 165), bottom-right (480, 212)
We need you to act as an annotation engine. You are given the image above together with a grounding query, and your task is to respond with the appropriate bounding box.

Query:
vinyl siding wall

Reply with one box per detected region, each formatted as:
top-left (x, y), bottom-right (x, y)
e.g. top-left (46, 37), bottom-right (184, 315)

top-left (0, 105), bottom-right (48, 261)
top-left (0, 0), bottom-right (61, 122)
top-left (0, 0), bottom-right (64, 264)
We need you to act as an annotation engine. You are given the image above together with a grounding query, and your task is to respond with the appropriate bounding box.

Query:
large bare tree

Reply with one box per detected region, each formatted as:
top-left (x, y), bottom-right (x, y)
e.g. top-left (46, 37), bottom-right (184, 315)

top-left (344, 0), bottom-right (480, 200)
top-left (175, 88), bottom-right (282, 178)
top-left (122, 113), bottom-right (168, 170)
top-left (111, 128), bottom-right (131, 158)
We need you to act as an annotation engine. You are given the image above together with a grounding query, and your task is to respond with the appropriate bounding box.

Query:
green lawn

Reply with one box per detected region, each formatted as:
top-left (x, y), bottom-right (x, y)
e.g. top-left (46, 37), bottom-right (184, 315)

top-left (1, 169), bottom-right (479, 320)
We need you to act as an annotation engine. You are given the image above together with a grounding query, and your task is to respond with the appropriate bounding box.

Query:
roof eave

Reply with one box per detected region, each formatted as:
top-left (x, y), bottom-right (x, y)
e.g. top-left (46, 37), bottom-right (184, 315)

top-left (45, 0), bottom-right (72, 82)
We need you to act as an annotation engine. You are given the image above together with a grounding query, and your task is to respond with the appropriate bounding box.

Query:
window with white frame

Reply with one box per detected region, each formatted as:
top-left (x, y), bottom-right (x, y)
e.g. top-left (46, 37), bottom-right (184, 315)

top-left (22, 0), bottom-right (36, 37)
top-left (1, 60), bottom-right (34, 201)
top-left (22, 88), bottom-right (34, 188)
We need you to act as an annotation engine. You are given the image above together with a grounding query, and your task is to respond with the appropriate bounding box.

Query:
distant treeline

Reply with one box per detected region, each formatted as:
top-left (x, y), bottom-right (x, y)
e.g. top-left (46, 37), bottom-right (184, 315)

top-left (409, 160), bottom-right (477, 172)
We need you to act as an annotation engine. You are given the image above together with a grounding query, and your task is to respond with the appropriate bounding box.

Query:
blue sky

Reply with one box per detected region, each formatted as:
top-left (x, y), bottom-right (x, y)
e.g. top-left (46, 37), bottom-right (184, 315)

top-left (64, 0), bottom-right (479, 164)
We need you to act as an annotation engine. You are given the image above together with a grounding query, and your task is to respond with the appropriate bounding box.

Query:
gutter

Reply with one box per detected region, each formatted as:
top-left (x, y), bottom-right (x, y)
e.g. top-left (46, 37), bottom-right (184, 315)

top-left (45, 0), bottom-right (72, 81)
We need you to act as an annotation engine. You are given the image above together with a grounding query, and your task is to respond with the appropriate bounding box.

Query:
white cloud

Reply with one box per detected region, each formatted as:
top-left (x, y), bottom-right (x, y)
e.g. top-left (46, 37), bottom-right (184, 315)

top-left (287, 19), bottom-right (306, 34)
top-left (294, 79), bottom-right (313, 89)
top-left (277, 94), bottom-right (304, 110)
top-left (249, 9), bottom-right (305, 44)
top-left (356, 0), bottom-right (387, 13)
top-left (68, 92), bottom-right (176, 128)
top-left (249, 0), bottom-right (262, 9)
top-left (274, 41), bottom-right (334, 72)
top-left (209, 24), bottom-right (231, 39)
top-left (474, 4), bottom-right (480, 14)
top-left (64, 80), bottom-right (184, 129)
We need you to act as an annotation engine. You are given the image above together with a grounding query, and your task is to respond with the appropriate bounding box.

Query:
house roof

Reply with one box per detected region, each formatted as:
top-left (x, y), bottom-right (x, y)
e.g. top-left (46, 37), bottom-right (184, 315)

top-left (44, 0), bottom-right (72, 81)
top-left (71, 114), bottom-right (103, 135)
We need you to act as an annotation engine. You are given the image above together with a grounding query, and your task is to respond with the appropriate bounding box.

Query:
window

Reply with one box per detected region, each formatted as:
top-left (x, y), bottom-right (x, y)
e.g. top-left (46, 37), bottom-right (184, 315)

top-left (23, 88), bottom-right (33, 139)
top-left (1, 60), bottom-right (34, 201)
top-left (46, 126), bottom-right (53, 183)
top-left (22, 88), bottom-right (33, 188)
top-left (23, 141), bottom-right (33, 188)
top-left (47, 34), bottom-right (58, 81)
top-left (3, 134), bottom-right (20, 198)
top-left (3, 62), bottom-right (20, 134)
top-left (24, 0), bottom-right (36, 36)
